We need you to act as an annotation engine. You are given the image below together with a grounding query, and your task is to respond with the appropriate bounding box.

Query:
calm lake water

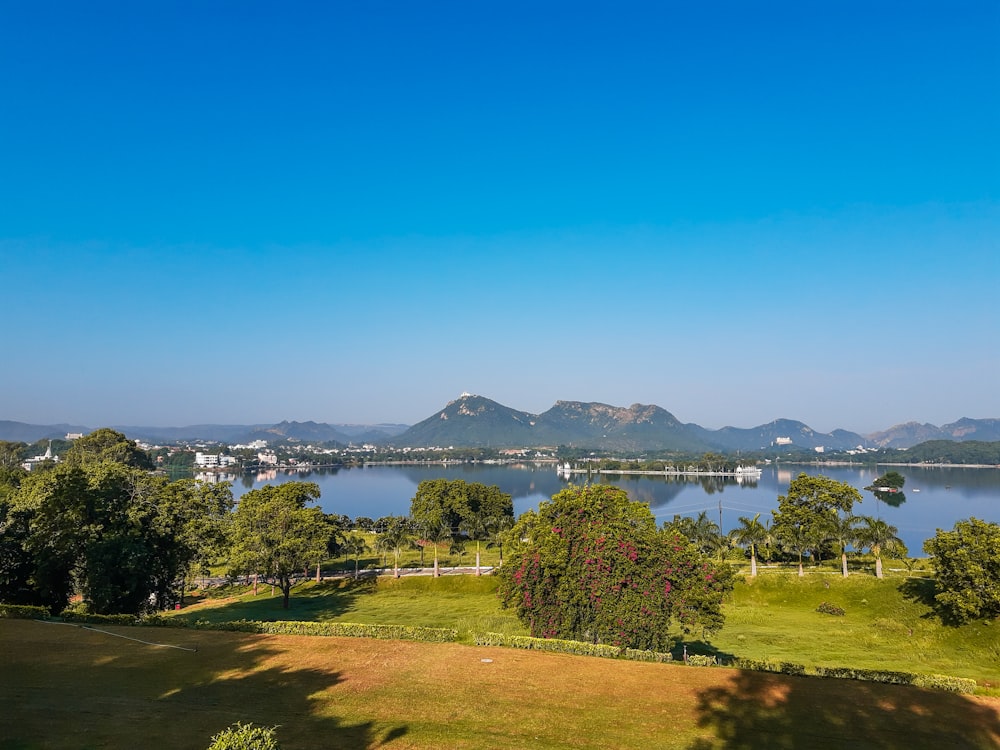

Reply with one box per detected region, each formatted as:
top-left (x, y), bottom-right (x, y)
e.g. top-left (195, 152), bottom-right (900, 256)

top-left (216, 462), bottom-right (1000, 555)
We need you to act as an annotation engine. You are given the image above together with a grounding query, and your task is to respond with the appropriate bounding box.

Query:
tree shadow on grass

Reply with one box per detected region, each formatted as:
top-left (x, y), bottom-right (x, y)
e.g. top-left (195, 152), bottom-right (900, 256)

top-left (672, 638), bottom-right (738, 664)
top-left (686, 668), bottom-right (1000, 749)
top-left (0, 619), bottom-right (407, 750)
top-left (182, 576), bottom-right (380, 623)
top-left (897, 576), bottom-right (965, 626)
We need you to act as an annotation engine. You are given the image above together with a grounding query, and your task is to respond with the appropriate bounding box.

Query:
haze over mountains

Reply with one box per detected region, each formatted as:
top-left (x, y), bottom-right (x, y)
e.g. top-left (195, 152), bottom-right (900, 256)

top-left (2, 394), bottom-right (998, 452)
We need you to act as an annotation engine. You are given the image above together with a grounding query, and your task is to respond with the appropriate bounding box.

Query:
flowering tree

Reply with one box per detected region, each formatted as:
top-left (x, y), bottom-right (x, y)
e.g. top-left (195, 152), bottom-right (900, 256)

top-left (496, 485), bottom-right (733, 651)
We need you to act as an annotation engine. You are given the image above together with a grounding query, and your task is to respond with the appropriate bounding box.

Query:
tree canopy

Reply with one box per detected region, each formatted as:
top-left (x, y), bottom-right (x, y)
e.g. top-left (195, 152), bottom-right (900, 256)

top-left (923, 517), bottom-right (1000, 623)
top-left (496, 484), bottom-right (733, 651)
top-left (228, 482), bottom-right (330, 608)
top-left (771, 473), bottom-right (862, 571)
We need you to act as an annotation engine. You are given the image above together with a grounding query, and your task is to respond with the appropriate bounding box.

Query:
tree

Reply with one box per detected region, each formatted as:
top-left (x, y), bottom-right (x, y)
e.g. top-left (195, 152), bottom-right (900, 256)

top-left (729, 514), bottom-right (769, 577)
top-left (340, 534), bottom-right (370, 579)
top-left (771, 474), bottom-right (862, 567)
top-left (64, 428), bottom-right (153, 470)
top-left (923, 517), bottom-right (1000, 623)
top-left (497, 485), bottom-right (733, 651)
top-left (856, 516), bottom-right (907, 579)
top-left (773, 520), bottom-right (814, 577)
top-left (375, 516), bottom-right (413, 578)
top-left (667, 512), bottom-right (724, 557)
top-left (826, 512), bottom-right (862, 578)
top-left (12, 460), bottom-right (193, 614)
top-left (228, 482), bottom-right (330, 608)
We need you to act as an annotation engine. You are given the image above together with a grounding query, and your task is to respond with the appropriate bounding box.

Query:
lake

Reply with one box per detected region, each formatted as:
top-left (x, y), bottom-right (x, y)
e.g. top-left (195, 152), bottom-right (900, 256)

top-left (212, 462), bottom-right (1000, 555)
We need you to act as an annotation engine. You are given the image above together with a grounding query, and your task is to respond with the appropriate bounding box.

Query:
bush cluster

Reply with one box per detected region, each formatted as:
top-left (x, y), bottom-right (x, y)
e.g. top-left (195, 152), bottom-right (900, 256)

top-left (815, 601), bottom-right (846, 616)
top-left (207, 722), bottom-right (280, 750)
top-left (685, 654), bottom-right (717, 667)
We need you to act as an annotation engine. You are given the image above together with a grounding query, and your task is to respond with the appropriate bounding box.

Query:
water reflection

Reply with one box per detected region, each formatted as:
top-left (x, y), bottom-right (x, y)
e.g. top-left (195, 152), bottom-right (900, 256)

top-left (220, 462), bottom-right (999, 554)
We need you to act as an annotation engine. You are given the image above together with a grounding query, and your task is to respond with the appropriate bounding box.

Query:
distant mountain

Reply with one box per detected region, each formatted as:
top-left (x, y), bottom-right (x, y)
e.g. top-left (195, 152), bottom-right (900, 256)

top-left (392, 394), bottom-right (536, 447)
top-left (0, 420), bottom-right (411, 446)
top-left (532, 401), bottom-right (710, 452)
top-left (112, 424), bottom-right (268, 444)
top-left (390, 396), bottom-right (870, 452)
top-left (697, 419), bottom-right (868, 453)
top-left (867, 419), bottom-right (1000, 449)
top-left (0, 420), bottom-right (91, 443)
top-left (2, 403), bottom-right (997, 453)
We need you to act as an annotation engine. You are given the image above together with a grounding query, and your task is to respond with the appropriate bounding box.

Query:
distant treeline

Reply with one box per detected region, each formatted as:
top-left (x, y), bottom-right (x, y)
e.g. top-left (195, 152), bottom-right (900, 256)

top-left (877, 440), bottom-right (1000, 465)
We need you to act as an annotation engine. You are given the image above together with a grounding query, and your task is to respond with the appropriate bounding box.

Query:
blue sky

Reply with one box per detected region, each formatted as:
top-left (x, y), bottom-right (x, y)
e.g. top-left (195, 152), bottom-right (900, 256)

top-left (2, 1), bottom-right (997, 434)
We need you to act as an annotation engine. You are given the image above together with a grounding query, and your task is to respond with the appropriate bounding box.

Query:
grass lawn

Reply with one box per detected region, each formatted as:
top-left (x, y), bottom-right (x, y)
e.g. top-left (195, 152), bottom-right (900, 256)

top-left (173, 569), bottom-right (1000, 688)
top-left (2, 617), bottom-right (999, 750)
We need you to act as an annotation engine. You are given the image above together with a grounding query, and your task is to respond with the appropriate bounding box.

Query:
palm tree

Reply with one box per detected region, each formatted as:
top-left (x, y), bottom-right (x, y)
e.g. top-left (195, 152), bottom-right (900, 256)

top-left (376, 516), bottom-right (413, 579)
top-left (857, 517), bottom-right (907, 579)
top-left (670, 511), bottom-right (723, 556)
top-left (420, 520), bottom-right (451, 578)
top-left (826, 512), bottom-right (862, 578)
top-left (460, 510), bottom-right (491, 576)
top-left (774, 521), bottom-right (813, 577)
top-left (340, 534), bottom-right (370, 580)
top-left (485, 514), bottom-right (514, 568)
top-left (729, 513), bottom-right (770, 577)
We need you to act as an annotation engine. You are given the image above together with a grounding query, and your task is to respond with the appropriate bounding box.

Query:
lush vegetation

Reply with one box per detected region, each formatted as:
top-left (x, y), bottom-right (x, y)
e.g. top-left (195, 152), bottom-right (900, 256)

top-left (924, 517), bottom-right (1000, 623)
top-left (497, 485), bottom-right (733, 650)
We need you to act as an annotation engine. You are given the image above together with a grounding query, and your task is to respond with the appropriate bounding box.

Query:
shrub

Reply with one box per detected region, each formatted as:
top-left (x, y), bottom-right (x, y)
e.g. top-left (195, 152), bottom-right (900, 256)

top-left (474, 632), bottom-right (623, 658)
top-left (816, 601), bottom-right (846, 616)
top-left (913, 674), bottom-right (978, 694)
top-left (61, 611), bottom-right (139, 626)
top-left (0, 604), bottom-right (50, 620)
top-left (622, 647), bottom-right (673, 663)
top-left (207, 722), bottom-right (280, 750)
top-left (814, 666), bottom-right (915, 685)
top-left (190, 619), bottom-right (458, 643)
top-left (686, 654), bottom-right (717, 667)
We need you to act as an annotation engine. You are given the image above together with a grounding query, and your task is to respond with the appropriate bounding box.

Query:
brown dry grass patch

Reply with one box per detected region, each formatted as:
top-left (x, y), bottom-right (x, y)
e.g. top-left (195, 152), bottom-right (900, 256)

top-left (1, 619), bottom-right (998, 749)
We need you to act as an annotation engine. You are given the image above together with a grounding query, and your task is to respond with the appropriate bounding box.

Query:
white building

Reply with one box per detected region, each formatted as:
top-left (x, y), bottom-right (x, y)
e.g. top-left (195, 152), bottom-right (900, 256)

top-left (194, 452), bottom-right (238, 468)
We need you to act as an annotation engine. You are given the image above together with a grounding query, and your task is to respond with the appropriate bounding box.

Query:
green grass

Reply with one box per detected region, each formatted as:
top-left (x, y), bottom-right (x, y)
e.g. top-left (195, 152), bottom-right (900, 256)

top-left (175, 568), bottom-right (1000, 688)
top-left (707, 572), bottom-right (1000, 685)
top-left (175, 573), bottom-right (528, 640)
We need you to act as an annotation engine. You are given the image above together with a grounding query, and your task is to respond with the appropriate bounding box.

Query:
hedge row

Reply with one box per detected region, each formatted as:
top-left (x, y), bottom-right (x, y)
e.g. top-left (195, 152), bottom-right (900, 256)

top-left (473, 632), bottom-right (673, 663)
top-left (201, 619), bottom-right (458, 642)
top-left (0, 604), bottom-right (50, 620)
top-left (813, 665), bottom-right (977, 694)
top-left (732, 657), bottom-right (807, 676)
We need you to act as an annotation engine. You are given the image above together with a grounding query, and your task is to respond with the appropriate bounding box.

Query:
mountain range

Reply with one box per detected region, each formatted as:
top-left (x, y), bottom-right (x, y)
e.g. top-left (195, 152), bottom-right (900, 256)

top-left (2, 394), bottom-right (998, 452)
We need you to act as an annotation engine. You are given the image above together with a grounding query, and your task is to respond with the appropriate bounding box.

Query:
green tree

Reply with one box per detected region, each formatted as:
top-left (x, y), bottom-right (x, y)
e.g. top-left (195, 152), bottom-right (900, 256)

top-left (771, 474), bottom-right (862, 567)
top-left (375, 516), bottom-right (413, 578)
top-left (228, 482), bottom-right (330, 608)
top-left (497, 485), bottom-right (733, 650)
top-left (64, 428), bottom-right (153, 470)
top-left (773, 520), bottom-right (814, 576)
top-left (729, 513), bottom-right (769, 577)
top-left (923, 517), bottom-right (1000, 623)
top-left (826, 512), bottom-right (862, 578)
top-left (666, 511), bottom-right (724, 557)
top-left (856, 516), bottom-right (907, 579)
top-left (340, 534), bottom-right (370, 579)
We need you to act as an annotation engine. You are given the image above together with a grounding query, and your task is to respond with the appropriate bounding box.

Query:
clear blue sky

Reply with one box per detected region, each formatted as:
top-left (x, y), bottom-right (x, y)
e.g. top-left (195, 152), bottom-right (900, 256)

top-left (2, 1), bottom-right (997, 434)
